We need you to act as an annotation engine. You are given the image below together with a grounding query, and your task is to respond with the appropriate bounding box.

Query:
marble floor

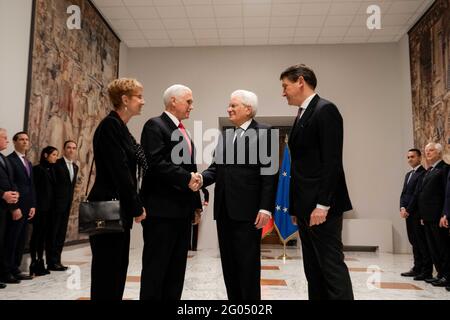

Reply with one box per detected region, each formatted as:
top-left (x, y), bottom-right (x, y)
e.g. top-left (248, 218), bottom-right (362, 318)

top-left (1, 243), bottom-right (449, 300)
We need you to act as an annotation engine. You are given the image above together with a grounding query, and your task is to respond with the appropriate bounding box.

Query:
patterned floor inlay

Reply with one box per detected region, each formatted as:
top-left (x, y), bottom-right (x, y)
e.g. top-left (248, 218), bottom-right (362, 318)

top-left (374, 282), bottom-right (423, 290)
top-left (126, 276), bottom-right (140, 283)
top-left (261, 279), bottom-right (287, 286)
top-left (262, 266), bottom-right (280, 270)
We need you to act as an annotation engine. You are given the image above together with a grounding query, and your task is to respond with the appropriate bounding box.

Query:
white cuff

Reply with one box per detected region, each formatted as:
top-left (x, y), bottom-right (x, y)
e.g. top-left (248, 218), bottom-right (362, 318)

top-left (316, 204), bottom-right (330, 211)
top-left (259, 209), bottom-right (272, 217)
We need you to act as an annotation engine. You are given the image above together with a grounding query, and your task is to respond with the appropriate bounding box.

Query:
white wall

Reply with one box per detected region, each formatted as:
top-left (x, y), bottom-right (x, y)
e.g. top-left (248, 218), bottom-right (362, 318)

top-left (0, 0), bottom-right (33, 153)
top-left (396, 34), bottom-right (416, 253)
top-left (125, 42), bottom-right (415, 253)
top-left (119, 42), bottom-right (128, 77)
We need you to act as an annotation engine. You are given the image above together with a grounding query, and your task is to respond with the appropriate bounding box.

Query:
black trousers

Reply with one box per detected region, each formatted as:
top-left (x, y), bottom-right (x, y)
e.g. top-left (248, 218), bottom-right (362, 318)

top-left (297, 213), bottom-right (354, 300)
top-left (423, 221), bottom-right (450, 278)
top-left (47, 210), bottom-right (70, 266)
top-left (140, 217), bottom-right (191, 300)
top-left (29, 210), bottom-right (50, 261)
top-left (405, 214), bottom-right (432, 274)
top-left (216, 212), bottom-right (262, 300)
top-left (0, 208), bottom-right (7, 278)
top-left (5, 215), bottom-right (29, 275)
top-left (189, 224), bottom-right (198, 251)
top-left (89, 230), bottom-right (130, 300)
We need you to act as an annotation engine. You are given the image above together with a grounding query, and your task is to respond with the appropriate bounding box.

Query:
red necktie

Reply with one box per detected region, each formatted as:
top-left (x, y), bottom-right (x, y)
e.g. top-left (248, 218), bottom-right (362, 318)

top-left (178, 122), bottom-right (192, 156)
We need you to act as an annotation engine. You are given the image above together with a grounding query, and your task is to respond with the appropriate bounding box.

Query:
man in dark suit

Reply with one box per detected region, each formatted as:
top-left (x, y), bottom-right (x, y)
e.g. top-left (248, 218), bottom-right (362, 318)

top-left (47, 140), bottom-right (78, 271)
top-left (200, 90), bottom-right (278, 300)
top-left (399, 148), bottom-right (430, 277)
top-left (443, 169), bottom-right (450, 292)
top-left (410, 142), bottom-right (450, 287)
top-left (140, 84), bottom-right (203, 300)
top-left (5, 132), bottom-right (35, 281)
top-left (0, 128), bottom-right (20, 288)
top-left (280, 64), bottom-right (353, 300)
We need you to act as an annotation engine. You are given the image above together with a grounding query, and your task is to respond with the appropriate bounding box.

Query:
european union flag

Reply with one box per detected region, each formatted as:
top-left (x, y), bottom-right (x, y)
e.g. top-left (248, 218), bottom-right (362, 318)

top-left (274, 144), bottom-right (298, 243)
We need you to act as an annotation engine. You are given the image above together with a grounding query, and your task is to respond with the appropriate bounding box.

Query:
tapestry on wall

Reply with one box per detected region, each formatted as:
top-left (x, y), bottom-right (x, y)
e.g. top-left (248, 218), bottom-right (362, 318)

top-left (408, 0), bottom-right (450, 158)
top-left (25, 0), bottom-right (120, 241)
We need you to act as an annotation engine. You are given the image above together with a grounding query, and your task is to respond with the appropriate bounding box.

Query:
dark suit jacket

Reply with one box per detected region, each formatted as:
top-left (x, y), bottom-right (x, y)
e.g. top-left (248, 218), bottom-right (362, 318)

top-left (202, 119), bottom-right (278, 222)
top-left (410, 160), bottom-right (449, 222)
top-left (7, 152), bottom-right (36, 216)
top-left (400, 165), bottom-right (425, 214)
top-left (288, 94), bottom-right (352, 218)
top-left (53, 157), bottom-right (78, 213)
top-left (140, 112), bottom-right (202, 220)
top-left (87, 111), bottom-right (143, 229)
top-left (33, 163), bottom-right (56, 212)
top-left (0, 154), bottom-right (19, 213)
top-left (444, 170), bottom-right (450, 218)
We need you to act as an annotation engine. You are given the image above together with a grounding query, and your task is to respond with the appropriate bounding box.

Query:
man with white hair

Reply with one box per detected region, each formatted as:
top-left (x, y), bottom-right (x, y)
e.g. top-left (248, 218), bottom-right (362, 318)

top-left (139, 84), bottom-right (203, 300)
top-left (200, 90), bottom-right (278, 300)
top-left (409, 142), bottom-right (450, 287)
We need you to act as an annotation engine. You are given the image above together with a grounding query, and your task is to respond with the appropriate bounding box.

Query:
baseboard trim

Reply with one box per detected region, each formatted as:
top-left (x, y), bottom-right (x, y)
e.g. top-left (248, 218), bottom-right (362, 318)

top-left (344, 245), bottom-right (378, 252)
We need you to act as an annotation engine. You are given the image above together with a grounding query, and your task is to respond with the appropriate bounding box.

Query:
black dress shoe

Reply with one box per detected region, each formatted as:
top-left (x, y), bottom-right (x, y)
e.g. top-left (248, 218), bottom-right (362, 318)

top-left (14, 273), bottom-right (33, 280)
top-left (0, 282), bottom-right (6, 289)
top-left (425, 277), bottom-right (441, 283)
top-left (432, 277), bottom-right (449, 287)
top-left (414, 274), bottom-right (432, 281)
top-left (401, 270), bottom-right (420, 277)
top-left (1, 274), bottom-right (20, 284)
top-left (56, 263), bottom-right (68, 271)
top-left (47, 264), bottom-right (67, 271)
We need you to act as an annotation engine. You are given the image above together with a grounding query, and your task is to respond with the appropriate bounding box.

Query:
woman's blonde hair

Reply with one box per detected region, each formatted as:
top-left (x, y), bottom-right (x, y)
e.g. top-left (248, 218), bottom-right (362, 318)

top-left (107, 78), bottom-right (143, 109)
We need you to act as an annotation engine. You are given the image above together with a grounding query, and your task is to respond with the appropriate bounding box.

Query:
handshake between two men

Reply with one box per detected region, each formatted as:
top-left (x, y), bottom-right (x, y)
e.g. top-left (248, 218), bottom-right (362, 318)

top-left (189, 172), bottom-right (203, 225)
top-left (187, 171), bottom-right (270, 229)
top-left (188, 172), bottom-right (203, 192)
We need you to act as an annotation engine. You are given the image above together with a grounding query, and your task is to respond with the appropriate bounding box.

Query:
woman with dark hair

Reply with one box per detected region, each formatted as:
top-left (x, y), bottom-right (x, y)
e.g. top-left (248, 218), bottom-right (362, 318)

top-left (30, 146), bottom-right (58, 276)
top-left (88, 78), bottom-right (147, 300)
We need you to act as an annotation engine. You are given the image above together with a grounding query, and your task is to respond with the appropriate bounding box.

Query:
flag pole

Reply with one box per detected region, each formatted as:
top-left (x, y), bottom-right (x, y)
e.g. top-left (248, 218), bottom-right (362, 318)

top-left (277, 240), bottom-right (294, 261)
top-left (275, 134), bottom-right (298, 262)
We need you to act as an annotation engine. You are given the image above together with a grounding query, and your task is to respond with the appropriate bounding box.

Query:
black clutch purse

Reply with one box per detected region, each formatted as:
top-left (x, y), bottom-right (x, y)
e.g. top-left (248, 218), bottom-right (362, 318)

top-left (78, 159), bottom-right (124, 236)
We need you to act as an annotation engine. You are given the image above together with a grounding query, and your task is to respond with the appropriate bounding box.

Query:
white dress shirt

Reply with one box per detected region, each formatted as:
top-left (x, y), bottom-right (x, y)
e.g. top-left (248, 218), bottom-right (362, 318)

top-left (298, 93), bottom-right (317, 120)
top-left (233, 118), bottom-right (252, 143)
top-left (15, 151), bottom-right (28, 170)
top-left (63, 156), bottom-right (75, 182)
top-left (164, 110), bottom-right (180, 128)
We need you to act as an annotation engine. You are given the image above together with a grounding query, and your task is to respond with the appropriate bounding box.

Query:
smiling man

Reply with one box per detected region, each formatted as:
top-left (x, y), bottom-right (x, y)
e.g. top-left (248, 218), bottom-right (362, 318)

top-left (200, 89), bottom-right (278, 300)
top-left (139, 84), bottom-right (203, 300)
top-left (280, 64), bottom-right (353, 300)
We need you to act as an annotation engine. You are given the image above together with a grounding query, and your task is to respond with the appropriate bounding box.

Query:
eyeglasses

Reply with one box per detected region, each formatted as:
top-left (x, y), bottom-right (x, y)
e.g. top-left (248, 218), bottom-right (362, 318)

top-left (130, 94), bottom-right (144, 100)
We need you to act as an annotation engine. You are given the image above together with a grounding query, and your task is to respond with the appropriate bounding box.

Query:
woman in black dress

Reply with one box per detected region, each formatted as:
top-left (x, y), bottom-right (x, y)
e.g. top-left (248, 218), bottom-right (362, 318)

top-left (30, 146), bottom-right (58, 276)
top-left (88, 78), bottom-right (147, 300)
